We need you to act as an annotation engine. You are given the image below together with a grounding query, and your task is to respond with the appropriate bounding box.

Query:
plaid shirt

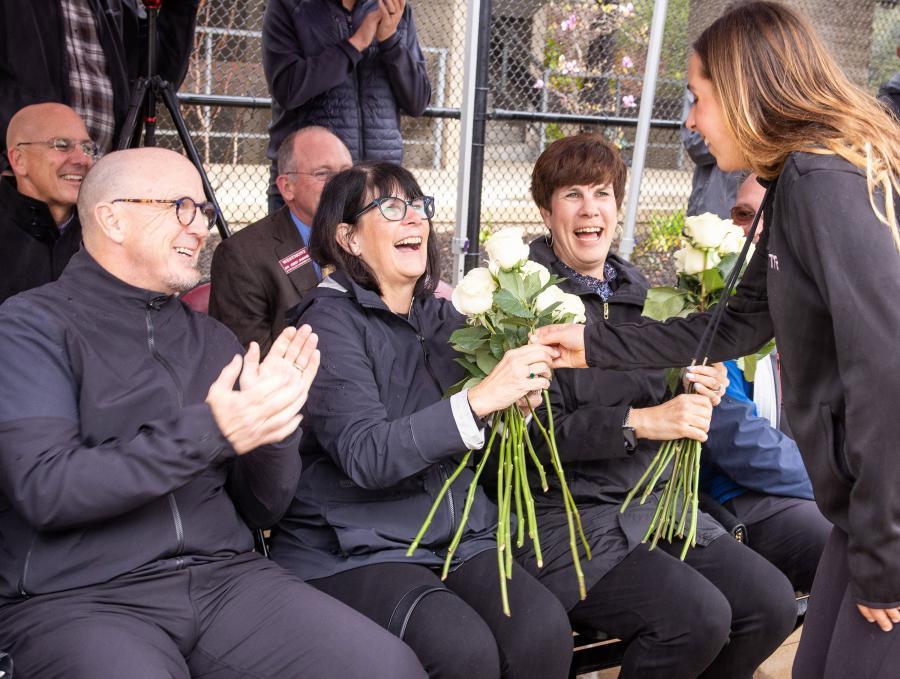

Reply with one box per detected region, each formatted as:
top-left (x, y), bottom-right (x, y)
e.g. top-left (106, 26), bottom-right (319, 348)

top-left (61, 0), bottom-right (116, 153)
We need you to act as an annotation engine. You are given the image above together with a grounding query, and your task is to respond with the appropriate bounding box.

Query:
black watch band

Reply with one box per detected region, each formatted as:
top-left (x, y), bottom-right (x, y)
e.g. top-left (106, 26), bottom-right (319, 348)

top-left (623, 407), bottom-right (637, 453)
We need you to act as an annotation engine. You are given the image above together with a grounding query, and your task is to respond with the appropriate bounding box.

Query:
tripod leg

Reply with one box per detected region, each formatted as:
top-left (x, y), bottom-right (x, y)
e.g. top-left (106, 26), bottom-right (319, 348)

top-left (117, 78), bottom-right (151, 150)
top-left (158, 83), bottom-right (232, 239)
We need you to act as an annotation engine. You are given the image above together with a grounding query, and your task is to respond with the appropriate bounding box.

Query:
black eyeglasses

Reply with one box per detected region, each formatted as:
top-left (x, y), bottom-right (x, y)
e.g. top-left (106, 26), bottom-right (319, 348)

top-left (354, 195), bottom-right (435, 222)
top-left (16, 138), bottom-right (101, 158)
top-left (111, 197), bottom-right (217, 229)
top-left (730, 205), bottom-right (757, 227)
top-left (282, 169), bottom-right (341, 182)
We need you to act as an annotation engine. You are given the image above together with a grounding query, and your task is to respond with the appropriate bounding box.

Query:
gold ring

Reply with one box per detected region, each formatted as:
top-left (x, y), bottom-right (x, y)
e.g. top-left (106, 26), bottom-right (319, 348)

top-left (292, 363), bottom-right (304, 373)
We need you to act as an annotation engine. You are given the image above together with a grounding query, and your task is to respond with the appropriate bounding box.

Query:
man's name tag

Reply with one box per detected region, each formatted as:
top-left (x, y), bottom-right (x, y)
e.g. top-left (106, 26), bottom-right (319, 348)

top-left (279, 248), bottom-right (312, 275)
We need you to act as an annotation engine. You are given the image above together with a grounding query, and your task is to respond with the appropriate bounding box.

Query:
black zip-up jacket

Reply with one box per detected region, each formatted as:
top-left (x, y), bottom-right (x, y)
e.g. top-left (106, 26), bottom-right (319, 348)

top-left (262, 0), bottom-right (431, 165)
top-left (270, 272), bottom-right (495, 581)
top-left (0, 0), bottom-right (199, 159)
top-left (518, 241), bottom-right (722, 609)
top-left (0, 176), bottom-right (82, 305)
top-left (582, 152), bottom-right (900, 607)
top-left (0, 251), bottom-right (301, 601)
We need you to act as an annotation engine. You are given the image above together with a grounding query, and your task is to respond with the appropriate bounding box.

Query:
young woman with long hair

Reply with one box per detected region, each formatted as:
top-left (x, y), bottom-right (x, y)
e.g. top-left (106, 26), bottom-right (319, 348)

top-left (534, 3), bottom-right (900, 678)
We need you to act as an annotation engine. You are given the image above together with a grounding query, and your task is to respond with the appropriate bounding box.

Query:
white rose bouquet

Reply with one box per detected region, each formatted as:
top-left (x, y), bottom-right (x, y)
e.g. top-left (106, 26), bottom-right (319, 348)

top-left (408, 227), bottom-right (590, 615)
top-left (624, 212), bottom-right (772, 558)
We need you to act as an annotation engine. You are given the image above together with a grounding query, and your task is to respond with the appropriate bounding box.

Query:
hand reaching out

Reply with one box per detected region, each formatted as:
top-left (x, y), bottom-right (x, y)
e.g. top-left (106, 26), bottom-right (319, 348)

top-left (467, 343), bottom-right (555, 418)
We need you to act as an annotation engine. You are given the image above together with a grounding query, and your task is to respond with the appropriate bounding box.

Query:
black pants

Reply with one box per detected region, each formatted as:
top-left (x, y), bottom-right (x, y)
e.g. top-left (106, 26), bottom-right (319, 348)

top-left (794, 527), bottom-right (900, 679)
top-left (568, 534), bottom-right (797, 679)
top-left (0, 552), bottom-right (425, 679)
top-left (726, 492), bottom-right (831, 592)
top-left (311, 550), bottom-right (574, 679)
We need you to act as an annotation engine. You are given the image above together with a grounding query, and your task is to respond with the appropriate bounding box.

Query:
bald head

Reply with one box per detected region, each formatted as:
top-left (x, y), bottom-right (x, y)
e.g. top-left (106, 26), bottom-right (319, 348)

top-left (6, 104), bottom-right (94, 225)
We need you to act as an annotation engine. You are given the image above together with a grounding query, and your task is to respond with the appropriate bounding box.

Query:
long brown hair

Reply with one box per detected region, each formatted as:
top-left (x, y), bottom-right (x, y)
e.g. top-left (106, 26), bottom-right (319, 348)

top-left (694, 1), bottom-right (900, 248)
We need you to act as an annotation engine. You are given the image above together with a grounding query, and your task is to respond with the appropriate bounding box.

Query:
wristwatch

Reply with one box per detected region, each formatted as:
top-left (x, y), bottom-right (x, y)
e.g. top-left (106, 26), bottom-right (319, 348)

top-left (623, 407), bottom-right (637, 453)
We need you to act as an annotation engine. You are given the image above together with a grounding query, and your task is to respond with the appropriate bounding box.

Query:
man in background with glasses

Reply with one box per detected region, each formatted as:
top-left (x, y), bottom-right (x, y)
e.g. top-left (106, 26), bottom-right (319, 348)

top-left (1, 103), bottom-right (98, 305)
top-left (210, 127), bottom-right (352, 356)
top-left (0, 146), bottom-right (426, 679)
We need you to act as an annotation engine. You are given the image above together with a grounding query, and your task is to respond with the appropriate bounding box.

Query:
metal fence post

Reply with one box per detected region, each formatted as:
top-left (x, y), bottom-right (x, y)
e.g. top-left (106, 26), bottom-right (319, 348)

top-left (452, 0), bottom-right (492, 283)
top-left (619, 0), bottom-right (669, 261)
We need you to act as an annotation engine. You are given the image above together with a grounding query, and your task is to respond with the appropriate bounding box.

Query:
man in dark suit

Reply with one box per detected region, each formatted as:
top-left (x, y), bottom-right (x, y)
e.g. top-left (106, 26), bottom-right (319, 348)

top-left (209, 127), bottom-right (352, 355)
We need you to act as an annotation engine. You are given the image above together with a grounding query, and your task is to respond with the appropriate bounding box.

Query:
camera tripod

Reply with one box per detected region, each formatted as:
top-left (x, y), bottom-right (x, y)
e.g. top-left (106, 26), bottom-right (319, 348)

top-left (117, 0), bottom-right (231, 238)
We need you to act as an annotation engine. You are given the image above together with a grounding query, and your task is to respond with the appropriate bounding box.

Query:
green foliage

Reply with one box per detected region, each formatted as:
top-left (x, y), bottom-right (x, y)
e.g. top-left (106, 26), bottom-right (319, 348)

top-left (643, 210), bottom-right (685, 252)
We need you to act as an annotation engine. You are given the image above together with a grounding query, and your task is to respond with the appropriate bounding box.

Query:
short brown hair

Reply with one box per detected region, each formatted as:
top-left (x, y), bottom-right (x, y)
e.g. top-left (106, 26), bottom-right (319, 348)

top-left (530, 133), bottom-right (628, 212)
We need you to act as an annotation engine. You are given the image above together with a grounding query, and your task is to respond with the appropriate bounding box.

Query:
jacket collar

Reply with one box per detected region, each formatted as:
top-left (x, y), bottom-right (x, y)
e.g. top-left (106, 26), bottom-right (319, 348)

top-left (1, 175), bottom-right (64, 242)
top-left (528, 236), bottom-right (649, 306)
top-left (58, 249), bottom-right (179, 316)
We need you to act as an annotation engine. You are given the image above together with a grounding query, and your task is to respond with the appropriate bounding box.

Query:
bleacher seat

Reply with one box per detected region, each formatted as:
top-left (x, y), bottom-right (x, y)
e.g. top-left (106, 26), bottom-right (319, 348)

top-left (181, 281), bottom-right (211, 314)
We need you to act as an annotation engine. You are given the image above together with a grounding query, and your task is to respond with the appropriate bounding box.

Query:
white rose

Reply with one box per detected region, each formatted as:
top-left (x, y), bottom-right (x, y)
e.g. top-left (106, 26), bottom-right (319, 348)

top-left (718, 224), bottom-right (746, 255)
top-left (483, 227), bottom-right (531, 271)
top-left (535, 284), bottom-right (567, 315)
top-left (556, 292), bottom-right (587, 323)
top-left (684, 212), bottom-right (731, 250)
top-left (674, 245), bottom-right (720, 275)
top-left (451, 267), bottom-right (497, 315)
top-left (521, 260), bottom-right (551, 286)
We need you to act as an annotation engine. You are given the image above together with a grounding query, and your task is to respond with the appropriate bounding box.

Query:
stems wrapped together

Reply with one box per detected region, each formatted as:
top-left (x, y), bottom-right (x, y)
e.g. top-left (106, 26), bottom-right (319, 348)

top-left (407, 392), bottom-right (591, 616)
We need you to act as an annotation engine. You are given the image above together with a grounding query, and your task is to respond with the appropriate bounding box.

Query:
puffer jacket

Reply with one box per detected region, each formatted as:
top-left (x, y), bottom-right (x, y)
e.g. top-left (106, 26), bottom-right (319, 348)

top-left (517, 239), bottom-right (723, 609)
top-left (262, 0), bottom-right (431, 165)
top-left (270, 272), bottom-right (495, 581)
top-left (0, 250), bottom-right (301, 601)
top-left (582, 153), bottom-right (900, 607)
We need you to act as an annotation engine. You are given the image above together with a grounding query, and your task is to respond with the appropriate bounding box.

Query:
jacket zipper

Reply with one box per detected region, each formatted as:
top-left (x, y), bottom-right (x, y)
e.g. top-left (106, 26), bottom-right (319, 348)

top-left (346, 13), bottom-right (366, 158)
top-left (17, 535), bottom-right (36, 597)
top-left (146, 301), bottom-right (186, 557)
top-left (603, 302), bottom-right (609, 320)
top-left (413, 310), bottom-right (457, 541)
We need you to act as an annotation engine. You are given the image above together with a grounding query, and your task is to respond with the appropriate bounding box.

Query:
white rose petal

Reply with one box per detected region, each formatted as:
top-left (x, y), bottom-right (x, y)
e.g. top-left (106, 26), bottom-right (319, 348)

top-left (718, 225), bottom-right (746, 255)
top-left (535, 285), bottom-right (567, 315)
top-left (483, 227), bottom-right (531, 270)
top-left (684, 212), bottom-right (732, 250)
top-left (674, 245), bottom-right (720, 275)
top-left (521, 260), bottom-right (551, 286)
top-left (556, 292), bottom-right (587, 323)
top-left (451, 267), bottom-right (496, 315)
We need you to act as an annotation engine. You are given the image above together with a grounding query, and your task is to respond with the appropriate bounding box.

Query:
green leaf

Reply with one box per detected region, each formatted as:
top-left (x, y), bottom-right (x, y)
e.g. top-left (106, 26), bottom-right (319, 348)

top-left (489, 332), bottom-right (506, 359)
top-left (717, 253), bottom-right (739, 283)
top-left (449, 325), bottom-right (490, 352)
top-left (475, 348), bottom-right (499, 375)
top-left (701, 267), bottom-right (725, 299)
top-left (524, 272), bottom-right (541, 300)
top-left (498, 270), bottom-right (525, 299)
top-left (494, 289), bottom-right (532, 319)
top-left (642, 287), bottom-right (687, 321)
top-left (453, 356), bottom-right (483, 377)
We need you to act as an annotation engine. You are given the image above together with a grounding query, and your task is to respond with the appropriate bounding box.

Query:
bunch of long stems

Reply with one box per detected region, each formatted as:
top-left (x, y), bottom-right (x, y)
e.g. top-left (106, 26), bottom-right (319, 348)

top-left (407, 392), bottom-right (590, 616)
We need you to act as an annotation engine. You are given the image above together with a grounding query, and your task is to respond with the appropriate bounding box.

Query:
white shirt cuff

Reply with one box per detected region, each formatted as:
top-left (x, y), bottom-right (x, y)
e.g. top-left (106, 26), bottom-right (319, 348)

top-left (451, 389), bottom-right (485, 449)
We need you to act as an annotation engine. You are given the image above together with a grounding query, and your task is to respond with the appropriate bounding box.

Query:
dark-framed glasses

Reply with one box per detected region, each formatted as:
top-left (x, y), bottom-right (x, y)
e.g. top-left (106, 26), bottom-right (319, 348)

top-left (354, 195), bottom-right (435, 222)
top-left (730, 205), bottom-right (757, 227)
top-left (16, 138), bottom-right (101, 158)
top-left (282, 169), bottom-right (340, 182)
top-left (111, 197), bottom-right (218, 229)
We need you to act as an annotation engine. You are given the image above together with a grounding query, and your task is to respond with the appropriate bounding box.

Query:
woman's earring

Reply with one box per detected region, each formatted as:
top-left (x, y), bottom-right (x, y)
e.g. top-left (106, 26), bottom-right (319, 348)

top-left (544, 232), bottom-right (553, 246)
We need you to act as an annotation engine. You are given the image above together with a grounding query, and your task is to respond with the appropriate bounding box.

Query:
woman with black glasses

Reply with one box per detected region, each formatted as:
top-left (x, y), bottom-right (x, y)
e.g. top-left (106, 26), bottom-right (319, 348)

top-left (270, 162), bottom-right (574, 679)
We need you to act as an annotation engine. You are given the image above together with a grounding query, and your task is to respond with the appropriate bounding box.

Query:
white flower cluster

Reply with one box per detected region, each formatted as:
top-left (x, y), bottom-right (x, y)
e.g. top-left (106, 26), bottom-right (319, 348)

top-left (673, 212), bottom-right (754, 275)
top-left (452, 227), bottom-right (587, 323)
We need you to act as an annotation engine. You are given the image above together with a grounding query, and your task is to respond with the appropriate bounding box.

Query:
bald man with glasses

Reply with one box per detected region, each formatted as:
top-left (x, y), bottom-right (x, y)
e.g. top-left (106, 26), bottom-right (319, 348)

top-left (0, 146), bottom-right (426, 679)
top-left (1, 103), bottom-right (98, 304)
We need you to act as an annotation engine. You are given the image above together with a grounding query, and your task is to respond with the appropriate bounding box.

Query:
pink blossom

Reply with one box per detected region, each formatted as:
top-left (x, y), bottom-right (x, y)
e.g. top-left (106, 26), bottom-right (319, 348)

top-left (559, 13), bottom-right (577, 31)
top-left (621, 55), bottom-right (633, 70)
top-left (533, 79), bottom-right (545, 90)
top-left (622, 95), bottom-right (637, 109)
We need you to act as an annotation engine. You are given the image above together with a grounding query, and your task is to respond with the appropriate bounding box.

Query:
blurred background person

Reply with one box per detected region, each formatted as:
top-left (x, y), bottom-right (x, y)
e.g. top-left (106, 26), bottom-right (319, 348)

top-left (262, 0), bottom-right (431, 213)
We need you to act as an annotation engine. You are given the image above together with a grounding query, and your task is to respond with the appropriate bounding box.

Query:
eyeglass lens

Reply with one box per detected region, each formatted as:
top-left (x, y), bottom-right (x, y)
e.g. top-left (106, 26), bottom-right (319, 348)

top-left (378, 197), bottom-right (434, 221)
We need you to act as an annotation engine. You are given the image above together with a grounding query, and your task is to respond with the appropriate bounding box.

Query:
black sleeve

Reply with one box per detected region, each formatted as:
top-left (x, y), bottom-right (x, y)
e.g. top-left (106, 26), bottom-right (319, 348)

top-left (377, 5), bottom-right (431, 116)
top-left (584, 226), bottom-right (774, 370)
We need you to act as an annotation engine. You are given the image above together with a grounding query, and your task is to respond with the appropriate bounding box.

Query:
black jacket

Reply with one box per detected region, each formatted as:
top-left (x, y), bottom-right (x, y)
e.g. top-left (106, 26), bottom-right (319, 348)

top-left (270, 272), bottom-right (495, 581)
top-left (0, 251), bottom-right (301, 601)
top-left (262, 0), bottom-right (431, 165)
top-left (0, 176), bottom-right (82, 305)
top-left (583, 152), bottom-right (900, 607)
top-left (0, 0), bottom-right (199, 157)
top-left (519, 240), bottom-right (723, 609)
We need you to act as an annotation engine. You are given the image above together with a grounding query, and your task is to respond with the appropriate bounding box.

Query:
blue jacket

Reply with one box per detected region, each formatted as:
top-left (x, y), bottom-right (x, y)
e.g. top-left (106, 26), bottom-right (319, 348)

top-left (702, 360), bottom-right (814, 504)
top-left (262, 0), bottom-right (431, 165)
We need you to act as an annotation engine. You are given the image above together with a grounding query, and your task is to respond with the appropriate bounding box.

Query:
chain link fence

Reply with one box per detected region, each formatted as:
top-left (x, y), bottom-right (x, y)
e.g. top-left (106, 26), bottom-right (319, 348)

top-left (160, 0), bottom-right (898, 283)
